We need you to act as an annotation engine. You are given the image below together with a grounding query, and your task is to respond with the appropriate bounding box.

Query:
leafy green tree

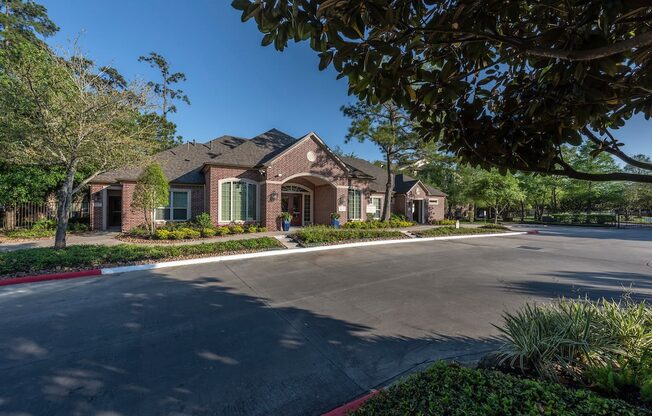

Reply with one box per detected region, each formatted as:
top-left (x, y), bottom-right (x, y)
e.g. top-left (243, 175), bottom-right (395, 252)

top-left (0, 0), bottom-right (58, 43)
top-left (342, 101), bottom-right (422, 221)
top-left (467, 169), bottom-right (523, 224)
top-left (138, 52), bottom-right (190, 119)
top-left (516, 174), bottom-right (556, 221)
top-left (0, 40), bottom-right (157, 248)
top-left (234, 0), bottom-right (652, 183)
top-left (558, 144), bottom-right (625, 213)
top-left (0, 164), bottom-right (62, 204)
top-left (131, 162), bottom-right (169, 234)
top-left (138, 52), bottom-right (190, 148)
top-left (622, 154), bottom-right (652, 217)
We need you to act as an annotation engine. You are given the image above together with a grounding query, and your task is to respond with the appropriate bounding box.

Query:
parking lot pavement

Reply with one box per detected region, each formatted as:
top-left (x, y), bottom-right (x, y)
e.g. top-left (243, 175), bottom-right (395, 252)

top-left (1, 227), bottom-right (650, 415)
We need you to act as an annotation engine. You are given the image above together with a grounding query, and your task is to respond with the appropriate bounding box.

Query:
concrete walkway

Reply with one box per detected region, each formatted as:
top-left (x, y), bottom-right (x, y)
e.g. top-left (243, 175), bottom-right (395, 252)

top-left (0, 224), bottom-right (442, 252)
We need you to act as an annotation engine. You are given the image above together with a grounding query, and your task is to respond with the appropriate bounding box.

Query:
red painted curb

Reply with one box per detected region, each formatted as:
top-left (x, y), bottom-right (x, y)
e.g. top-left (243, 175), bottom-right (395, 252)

top-left (322, 390), bottom-right (379, 416)
top-left (527, 230), bottom-right (540, 234)
top-left (0, 269), bottom-right (102, 287)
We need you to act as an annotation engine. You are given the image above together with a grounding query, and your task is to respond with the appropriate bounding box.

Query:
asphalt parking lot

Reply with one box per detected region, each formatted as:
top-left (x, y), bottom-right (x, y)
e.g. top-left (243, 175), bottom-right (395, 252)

top-left (1, 226), bottom-right (650, 416)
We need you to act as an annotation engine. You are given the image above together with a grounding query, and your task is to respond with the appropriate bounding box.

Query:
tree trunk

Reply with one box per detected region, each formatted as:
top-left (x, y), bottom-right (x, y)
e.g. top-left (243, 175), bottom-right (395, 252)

top-left (54, 164), bottom-right (77, 249)
top-left (520, 201), bottom-right (525, 222)
top-left (382, 153), bottom-right (392, 221)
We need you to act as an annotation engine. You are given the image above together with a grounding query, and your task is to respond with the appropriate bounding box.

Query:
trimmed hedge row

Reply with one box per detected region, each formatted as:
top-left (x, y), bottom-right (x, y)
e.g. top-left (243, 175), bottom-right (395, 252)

top-left (352, 362), bottom-right (645, 416)
top-left (0, 237), bottom-right (282, 277)
top-left (291, 226), bottom-right (404, 245)
top-left (416, 226), bottom-right (509, 237)
top-left (342, 219), bottom-right (414, 229)
top-left (546, 213), bottom-right (616, 225)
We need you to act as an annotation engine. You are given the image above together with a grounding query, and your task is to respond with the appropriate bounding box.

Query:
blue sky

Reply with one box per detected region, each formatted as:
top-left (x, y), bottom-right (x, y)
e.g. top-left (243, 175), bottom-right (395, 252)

top-left (41, 0), bottom-right (651, 161)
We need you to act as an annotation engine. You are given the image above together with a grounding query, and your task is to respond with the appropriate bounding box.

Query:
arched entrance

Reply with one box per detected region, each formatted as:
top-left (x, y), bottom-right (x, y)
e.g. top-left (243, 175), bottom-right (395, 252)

top-left (279, 174), bottom-right (339, 227)
top-left (281, 183), bottom-right (312, 226)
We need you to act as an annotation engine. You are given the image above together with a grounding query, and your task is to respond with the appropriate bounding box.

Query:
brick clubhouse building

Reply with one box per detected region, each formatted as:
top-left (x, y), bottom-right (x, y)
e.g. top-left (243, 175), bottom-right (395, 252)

top-left (89, 129), bottom-right (446, 232)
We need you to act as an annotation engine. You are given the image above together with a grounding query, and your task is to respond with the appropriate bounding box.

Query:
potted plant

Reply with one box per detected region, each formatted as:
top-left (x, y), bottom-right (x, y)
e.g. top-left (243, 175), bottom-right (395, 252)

top-left (280, 212), bottom-right (292, 231)
top-left (330, 212), bottom-right (341, 229)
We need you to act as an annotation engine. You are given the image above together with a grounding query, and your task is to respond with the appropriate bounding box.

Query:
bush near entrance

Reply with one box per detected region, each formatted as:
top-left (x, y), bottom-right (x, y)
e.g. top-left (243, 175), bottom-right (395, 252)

top-left (352, 362), bottom-right (645, 416)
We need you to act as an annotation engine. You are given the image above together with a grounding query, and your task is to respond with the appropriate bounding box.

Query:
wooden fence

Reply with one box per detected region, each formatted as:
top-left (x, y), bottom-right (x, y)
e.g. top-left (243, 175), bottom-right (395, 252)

top-left (0, 201), bottom-right (89, 230)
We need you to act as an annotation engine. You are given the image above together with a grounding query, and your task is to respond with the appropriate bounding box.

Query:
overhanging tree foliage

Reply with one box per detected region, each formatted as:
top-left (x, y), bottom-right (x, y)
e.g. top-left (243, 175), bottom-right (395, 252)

top-left (233, 0), bottom-right (652, 183)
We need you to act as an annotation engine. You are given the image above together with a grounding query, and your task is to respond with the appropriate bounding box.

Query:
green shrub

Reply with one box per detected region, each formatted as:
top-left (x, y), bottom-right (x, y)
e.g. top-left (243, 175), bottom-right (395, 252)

top-left (416, 226), bottom-right (509, 237)
top-left (550, 213), bottom-right (616, 225)
top-left (480, 224), bottom-right (510, 230)
top-left (214, 226), bottom-right (230, 236)
top-left (154, 229), bottom-right (171, 240)
top-left (496, 297), bottom-right (652, 403)
top-left (228, 224), bottom-right (245, 234)
top-left (352, 362), bottom-right (644, 416)
top-left (245, 224), bottom-right (258, 233)
top-left (167, 229), bottom-right (186, 240)
top-left (200, 227), bottom-right (216, 238)
top-left (0, 237), bottom-right (283, 276)
top-left (258, 226), bottom-right (267, 232)
top-left (292, 225), bottom-right (403, 245)
top-left (5, 228), bottom-right (54, 239)
top-left (182, 228), bottom-right (201, 239)
top-left (432, 219), bottom-right (457, 225)
top-left (193, 213), bottom-right (213, 229)
top-left (32, 218), bottom-right (56, 231)
top-left (342, 219), bottom-right (414, 229)
top-left (3, 218), bottom-right (90, 239)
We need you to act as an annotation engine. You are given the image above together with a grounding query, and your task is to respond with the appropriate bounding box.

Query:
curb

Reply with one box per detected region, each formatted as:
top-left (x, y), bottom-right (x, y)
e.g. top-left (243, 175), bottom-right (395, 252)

top-left (0, 230), bottom-right (535, 287)
top-left (322, 390), bottom-right (379, 416)
top-left (0, 269), bottom-right (102, 287)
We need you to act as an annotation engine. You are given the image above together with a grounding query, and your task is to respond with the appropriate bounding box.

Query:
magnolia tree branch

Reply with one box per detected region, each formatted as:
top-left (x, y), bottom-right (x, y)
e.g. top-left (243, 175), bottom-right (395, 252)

top-left (582, 128), bottom-right (652, 172)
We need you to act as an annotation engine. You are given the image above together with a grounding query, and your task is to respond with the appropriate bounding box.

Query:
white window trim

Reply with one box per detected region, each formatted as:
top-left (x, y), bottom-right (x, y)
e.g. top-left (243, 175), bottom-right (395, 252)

top-left (370, 196), bottom-right (383, 219)
top-left (281, 182), bottom-right (313, 226)
top-left (218, 178), bottom-right (260, 224)
top-left (155, 188), bottom-right (191, 222)
top-left (348, 188), bottom-right (363, 221)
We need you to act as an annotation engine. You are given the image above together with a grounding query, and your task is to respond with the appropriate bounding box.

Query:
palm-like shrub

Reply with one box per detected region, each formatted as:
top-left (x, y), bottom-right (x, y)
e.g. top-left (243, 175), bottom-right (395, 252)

top-left (495, 297), bottom-right (652, 401)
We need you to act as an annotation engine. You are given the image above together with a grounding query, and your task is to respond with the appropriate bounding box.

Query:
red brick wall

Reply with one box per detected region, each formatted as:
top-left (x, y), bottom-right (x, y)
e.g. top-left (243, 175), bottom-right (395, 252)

top-left (266, 135), bottom-right (350, 187)
top-left (426, 197), bottom-right (445, 222)
top-left (394, 194), bottom-right (407, 216)
top-left (120, 182), bottom-right (206, 232)
top-left (89, 183), bottom-right (108, 230)
top-left (314, 185), bottom-right (336, 225)
top-left (205, 166), bottom-right (264, 226)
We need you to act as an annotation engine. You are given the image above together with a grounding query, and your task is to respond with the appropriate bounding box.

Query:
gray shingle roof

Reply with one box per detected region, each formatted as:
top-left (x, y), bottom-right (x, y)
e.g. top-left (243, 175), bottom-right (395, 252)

top-left (341, 157), bottom-right (446, 196)
top-left (92, 129), bottom-right (297, 184)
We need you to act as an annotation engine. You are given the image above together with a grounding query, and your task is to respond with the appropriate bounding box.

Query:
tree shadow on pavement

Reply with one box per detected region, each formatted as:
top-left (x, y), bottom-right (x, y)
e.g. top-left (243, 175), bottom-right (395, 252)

top-left (0, 271), bottom-right (500, 416)
top-left (501, 270), bottom-right (652, 302)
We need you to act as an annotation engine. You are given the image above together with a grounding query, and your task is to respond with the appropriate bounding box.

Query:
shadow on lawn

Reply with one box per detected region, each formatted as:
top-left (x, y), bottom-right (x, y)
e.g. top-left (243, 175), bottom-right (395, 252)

top-left (0, 271), bottom-right (500, 416)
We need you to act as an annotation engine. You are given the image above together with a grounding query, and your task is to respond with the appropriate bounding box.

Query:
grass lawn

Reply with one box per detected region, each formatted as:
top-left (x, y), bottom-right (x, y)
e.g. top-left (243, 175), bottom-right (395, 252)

top-left (415, 225), bottom-right (511, 237)
top-left (0, 237), bottom-right (283, 278)
top-left (291, 226), bottom-right (405, 246)
top-left (352, 362), bottom-right (646, 416)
